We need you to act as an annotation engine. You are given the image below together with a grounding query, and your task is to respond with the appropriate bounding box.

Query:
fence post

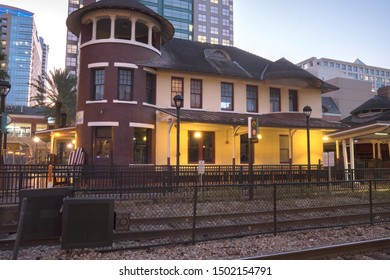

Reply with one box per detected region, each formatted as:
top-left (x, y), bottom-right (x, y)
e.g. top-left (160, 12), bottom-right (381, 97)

top-left (192, 184), bottom-right (199, 245)
top-left (369, 180), bottom-right (374, 226)
top-left (273, 184), bottom-right (277, 236)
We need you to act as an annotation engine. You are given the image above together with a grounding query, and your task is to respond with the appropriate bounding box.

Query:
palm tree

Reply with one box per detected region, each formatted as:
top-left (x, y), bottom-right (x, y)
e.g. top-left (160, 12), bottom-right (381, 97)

top-left (31, 68), bottom-right (77, 127)
top-left (0, 49), bottom-right (9, 80)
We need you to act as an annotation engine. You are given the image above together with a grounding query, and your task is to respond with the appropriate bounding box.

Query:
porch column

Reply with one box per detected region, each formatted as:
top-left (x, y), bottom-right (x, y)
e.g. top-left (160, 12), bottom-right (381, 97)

top-left (167, 119), bottom-right (174, 166)
top-left (131, 18), bottom-right (137, 40)
top-left (147, 24), bottom-right (153, 46)
top-left (110, 15), bottom-right (116, 39)
top-left (372, 142), bottom-right (376, 159)
top-left (232, 126), bottom-right (241, 165)
top-left (349, 138), bottom-right (355, 180)
top-left (377, 141), bottom-right (383, 160)
top-left (92, 18), bottom-right (97, 40)
top-left (342, 139), bottom-right (349, 180)
top-left (335, 140), bottom-right (340, 160)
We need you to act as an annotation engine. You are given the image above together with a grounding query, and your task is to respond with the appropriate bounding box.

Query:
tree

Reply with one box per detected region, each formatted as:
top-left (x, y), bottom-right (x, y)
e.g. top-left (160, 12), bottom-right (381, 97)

top-left (30, 68), bottom-right (77, 127)
top-left (0, 49), bottom-right (9, 80)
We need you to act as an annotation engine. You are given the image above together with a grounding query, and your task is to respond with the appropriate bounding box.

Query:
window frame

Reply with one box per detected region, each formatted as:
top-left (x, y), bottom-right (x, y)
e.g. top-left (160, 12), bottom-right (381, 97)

top-left (289, 89), bottom-right (298, 112)
top-left (93, 68), bottom-right (105, 100)
top-left (246, 85), bottom-right (258, 113)
top-left (221, 82), bottom-right (234, 111)
top-left (171, 77), bottom-right (184, 107)
top-left (270, 87), bottom-right (281, 112)
top-left (188, 131), bottom-right (215, 164)
top-left (117, 68), bottom-right (132, 101)
top-left (190, 79), bottom-right (203, 109)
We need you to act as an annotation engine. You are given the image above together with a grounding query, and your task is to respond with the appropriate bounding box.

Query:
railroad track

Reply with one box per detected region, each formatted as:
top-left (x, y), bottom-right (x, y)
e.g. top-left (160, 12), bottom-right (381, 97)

top-left (1, 203), bottom-right (390, 252)
top-left (241, 238), bottom-right (390, 260)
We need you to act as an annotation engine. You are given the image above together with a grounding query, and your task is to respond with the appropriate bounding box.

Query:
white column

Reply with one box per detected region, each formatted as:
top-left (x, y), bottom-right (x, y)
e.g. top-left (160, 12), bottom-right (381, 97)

top-left (349, 138), bottom-right (355, 180)
top-left (372, 142), bottom-right (376, 159)
top-left (147, 24), bottom-right (153, 46)
top-left (131, 18), bottom-right (137, 41)
top-left (342, 139), bottom-right (349, 180)
top-left (110, 15), bottom-right (116, 39)
top-left (167, 120), bottom-right (174, 165)
top-left (92, 18), bottom-right (97, 40)
top-left (335, 140), bottom-right (340, 160)
top-left (378, 141), bottom-right (382, 160)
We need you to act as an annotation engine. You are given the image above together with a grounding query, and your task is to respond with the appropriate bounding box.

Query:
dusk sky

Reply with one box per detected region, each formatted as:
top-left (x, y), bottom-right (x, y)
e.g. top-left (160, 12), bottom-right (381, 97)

top-left (2, 0), bottom-right (390, 70)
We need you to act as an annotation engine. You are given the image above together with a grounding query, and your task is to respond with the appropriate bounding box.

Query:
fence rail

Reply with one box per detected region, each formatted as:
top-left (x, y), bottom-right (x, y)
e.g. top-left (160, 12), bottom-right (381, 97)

top-left (2, 164), bottom-right (390, 205)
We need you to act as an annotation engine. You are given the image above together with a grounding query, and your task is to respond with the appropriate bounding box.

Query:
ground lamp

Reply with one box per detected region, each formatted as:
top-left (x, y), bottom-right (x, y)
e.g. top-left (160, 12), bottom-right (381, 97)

top-left (0, 80), bottom-right (11, 165)
top-left (173, 94), bottom-right (184, 183)
top-left (303, 105), bottom-right (312, 180)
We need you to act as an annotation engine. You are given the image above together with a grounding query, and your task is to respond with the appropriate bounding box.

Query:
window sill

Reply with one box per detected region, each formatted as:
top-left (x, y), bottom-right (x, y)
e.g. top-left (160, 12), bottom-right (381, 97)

top-left (113, 100), bottom-right (138, 105)
top-left (86, 100), bottom-right (108, 104)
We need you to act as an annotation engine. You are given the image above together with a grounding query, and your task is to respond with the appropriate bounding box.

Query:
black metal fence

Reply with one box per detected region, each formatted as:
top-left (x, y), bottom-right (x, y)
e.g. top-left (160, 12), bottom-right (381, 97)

top-left (1, 164), bottom-right (390, 247)
top-left (2, 164), bottom-right (390, 205)
top-left (73, 179), bottom-right (390, 246)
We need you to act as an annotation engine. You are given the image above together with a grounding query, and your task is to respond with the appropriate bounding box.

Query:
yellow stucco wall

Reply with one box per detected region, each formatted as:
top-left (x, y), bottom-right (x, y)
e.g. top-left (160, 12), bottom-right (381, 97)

top-left (155, 70), bottom-right (325, 166)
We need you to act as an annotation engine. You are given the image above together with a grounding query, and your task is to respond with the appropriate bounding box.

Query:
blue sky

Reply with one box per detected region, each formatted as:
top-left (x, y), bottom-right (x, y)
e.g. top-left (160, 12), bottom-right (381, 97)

top-left (2, 0), bottom-right (390, 70)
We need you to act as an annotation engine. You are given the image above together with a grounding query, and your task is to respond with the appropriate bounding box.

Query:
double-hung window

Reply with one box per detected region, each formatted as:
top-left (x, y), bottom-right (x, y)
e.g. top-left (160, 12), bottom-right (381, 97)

top-left (118, 68), bottom-right (132, 101)
top-left (171, 77), bottom-right (184, 107)
top-left (93, 69), bottom-right (105, 100)
top-left (221, 82), bottom-right (233, 111)
top-left (246, 85), bottom-right (258, 112)
top-left (270, 87), bottom-right (281, 112)
top-left (190, 79), bottom-right (202, 109)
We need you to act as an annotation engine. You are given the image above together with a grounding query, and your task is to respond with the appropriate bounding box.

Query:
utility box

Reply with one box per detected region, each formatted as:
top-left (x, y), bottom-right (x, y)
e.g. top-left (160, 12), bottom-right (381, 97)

top-left (61, 198), bottom-right (114, 249)
top-left (18, 187), bottom-right (72, 240)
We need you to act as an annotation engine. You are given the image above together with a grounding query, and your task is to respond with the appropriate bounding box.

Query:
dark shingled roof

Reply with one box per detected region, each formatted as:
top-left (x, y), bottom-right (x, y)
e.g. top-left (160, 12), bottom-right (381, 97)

top-left (140, 38), bottom-right (338, 93)
top-left (322, 96), bottom-right (341, 115)
top-left (342, 95), bottom-right (390, 125)
top-left (66, 0), bottom-right (174, 43)
top-left (159, 109), bottom-right (346, 130)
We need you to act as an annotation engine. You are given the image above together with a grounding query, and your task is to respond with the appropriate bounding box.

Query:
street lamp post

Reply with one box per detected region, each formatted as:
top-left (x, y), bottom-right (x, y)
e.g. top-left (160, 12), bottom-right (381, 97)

top-left (173, 94), bottom-right (184, 185)
top-left (303, 105), bottom-right (312, 181)
top-left (0, 80), bottom-right (11, 165)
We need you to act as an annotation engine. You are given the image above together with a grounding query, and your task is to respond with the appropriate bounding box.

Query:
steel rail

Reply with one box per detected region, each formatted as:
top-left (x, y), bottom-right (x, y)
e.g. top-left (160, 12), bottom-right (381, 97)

top-left (241, 237), bottom-right (390, 260)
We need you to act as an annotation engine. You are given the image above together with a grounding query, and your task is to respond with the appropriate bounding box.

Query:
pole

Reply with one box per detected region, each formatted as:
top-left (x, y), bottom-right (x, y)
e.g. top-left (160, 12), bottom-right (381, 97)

top-left (306, 116), bottom-right (311, 182)
top-left (0, 94), bottom-right (5, 164)
top-left (176, 106), bottom-right (180, 185)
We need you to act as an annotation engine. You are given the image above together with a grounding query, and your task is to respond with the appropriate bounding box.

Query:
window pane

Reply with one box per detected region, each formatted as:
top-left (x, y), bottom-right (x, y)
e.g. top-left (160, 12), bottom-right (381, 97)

top-left (94, 69), bottom-right (105, 100)
top-left (94, 127), bottom-right (111, 159)
top-left (118, 69), bottom-right (132, 100)
top-left (221, 82), bottom-right (233, 111)
top-left (171, 77), bottom-right (184, 107)
top-left (146, 73), bottom-right (156, 104)
top-left (270, 87), bottom-right (280, 112)
top-left (191, 79), bottom-right (202, 108)
top-left (133, 128), bottom-right (149, 164)
top-left (289, 89), bottom-right (298, 112)
top-left (246, 85), bottom-right (258, 112)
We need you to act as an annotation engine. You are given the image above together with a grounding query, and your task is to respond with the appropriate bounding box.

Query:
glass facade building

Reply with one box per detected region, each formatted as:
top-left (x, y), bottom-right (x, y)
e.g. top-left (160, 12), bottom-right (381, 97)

top-left (0, 5), bottom-right (47, 106)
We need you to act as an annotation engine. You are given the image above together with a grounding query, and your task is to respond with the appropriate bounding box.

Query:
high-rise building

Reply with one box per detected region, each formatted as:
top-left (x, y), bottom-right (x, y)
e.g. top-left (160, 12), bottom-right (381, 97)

top-left (297, 57), bottom-right (390, 93)
top-left (65, 0), bottom-right (234, 75)
top-left (0, 5), bottom-right (48, 106)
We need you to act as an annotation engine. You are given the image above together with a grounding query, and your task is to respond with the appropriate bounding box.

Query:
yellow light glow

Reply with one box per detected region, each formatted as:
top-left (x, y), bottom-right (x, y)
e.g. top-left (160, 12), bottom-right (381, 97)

top-left (194, 131), bottom-right (202, 139)
top-left (71, 139), bottom-right (76, 144)
top-left (67, 143), bottom-right (73, 149)
top-left (257, 134), bottom-right (262, 139)
top-left (323, 136), bottom-right (329, 141)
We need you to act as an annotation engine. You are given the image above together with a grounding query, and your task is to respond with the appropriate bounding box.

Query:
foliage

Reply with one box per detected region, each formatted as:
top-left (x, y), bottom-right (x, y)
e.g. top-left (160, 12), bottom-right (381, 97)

top-left (0, 49), bottom-right (9, 80)
top-left (30, 68), bottom-right (77, 126)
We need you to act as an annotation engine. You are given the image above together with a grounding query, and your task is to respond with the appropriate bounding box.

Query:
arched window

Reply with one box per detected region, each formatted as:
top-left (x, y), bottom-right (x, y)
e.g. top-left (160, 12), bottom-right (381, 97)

top-left (115, 18), bottom-right (131, 40)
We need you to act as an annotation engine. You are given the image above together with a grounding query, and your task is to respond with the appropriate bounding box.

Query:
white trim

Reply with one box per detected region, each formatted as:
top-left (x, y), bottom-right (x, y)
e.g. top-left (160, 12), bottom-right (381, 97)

top-left (113, 100), bottom-right (138, 105)
top-left (88, 122), bottom-right (119, 127)
top-left (114, 62), bottom-right (138, 69)
top-left (81, 39), bottom-right (161, 56)
top-left (88, 62), bottom-right (109, 68)
top-left (130, 122), bottom-right (155, 129)
top-left (142, 102), bottom-right (157, 108)
top-left (86, 100), bottom-right (108, 104)
top-left (143, 67), bottom-right (157, 74)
